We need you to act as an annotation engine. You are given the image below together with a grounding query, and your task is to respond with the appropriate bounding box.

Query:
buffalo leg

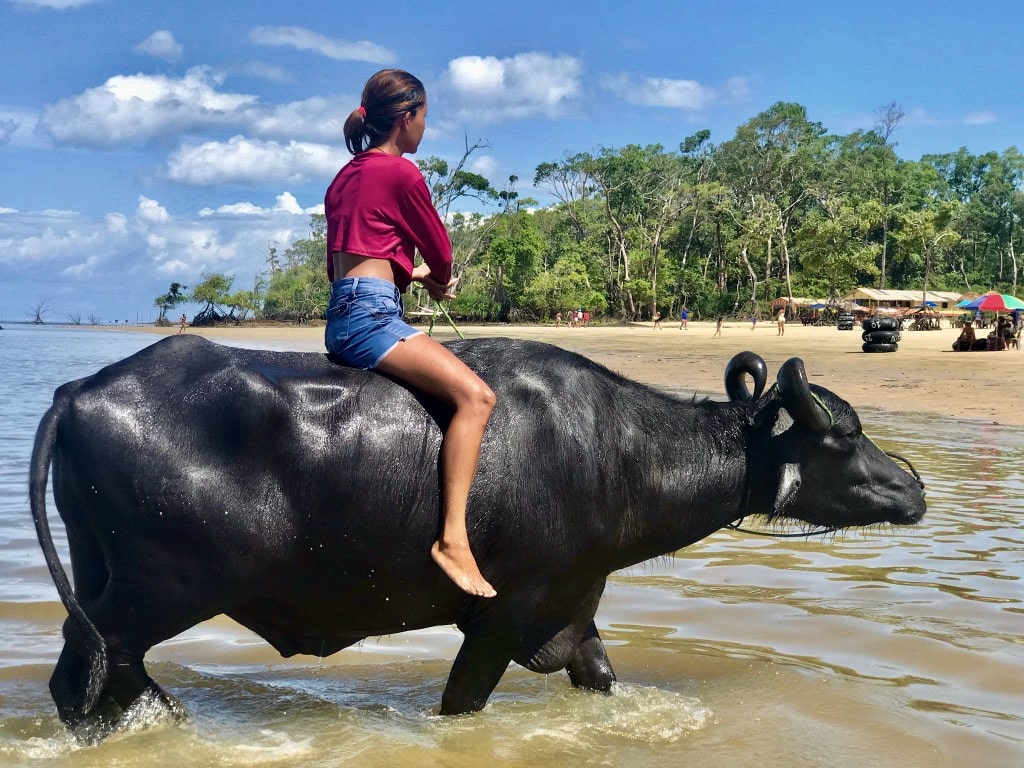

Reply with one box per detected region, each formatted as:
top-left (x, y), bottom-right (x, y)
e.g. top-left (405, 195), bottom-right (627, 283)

top-left (50, 643), bottom-right (184, 742)
top-left (565, 620), bottom-right (616, 692)
top-left (50, 643), bottom-right (113, 735)
top-left (57, 582), bottom-right (194, 739)
top-left (440, 630), bottom-right (518, 715)
top-left (106, 651), bottom-right (186, 722)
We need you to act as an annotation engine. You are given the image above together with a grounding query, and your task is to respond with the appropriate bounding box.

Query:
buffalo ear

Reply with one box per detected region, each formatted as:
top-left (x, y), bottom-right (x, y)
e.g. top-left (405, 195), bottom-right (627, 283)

top-left (725, 351), bottom-right (768, 402)
top-left (776, 358), bottom-right (832, 432)
top-left (772, 462), bottom-right (802, 518)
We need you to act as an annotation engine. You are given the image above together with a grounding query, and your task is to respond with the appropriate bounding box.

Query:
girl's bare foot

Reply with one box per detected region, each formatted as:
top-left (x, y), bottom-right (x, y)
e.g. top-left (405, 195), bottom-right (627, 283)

top-left (431, 540), bottom-right (497, 597)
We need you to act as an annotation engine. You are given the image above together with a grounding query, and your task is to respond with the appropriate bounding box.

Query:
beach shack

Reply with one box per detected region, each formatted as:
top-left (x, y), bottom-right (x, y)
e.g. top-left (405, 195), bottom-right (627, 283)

top-left (844, 288), bottom-right (963, 315)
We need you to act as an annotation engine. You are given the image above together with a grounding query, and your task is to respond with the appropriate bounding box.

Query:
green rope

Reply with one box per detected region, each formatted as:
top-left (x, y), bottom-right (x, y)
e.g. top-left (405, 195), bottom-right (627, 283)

top-left (426, 300), bottom-right (464, 339)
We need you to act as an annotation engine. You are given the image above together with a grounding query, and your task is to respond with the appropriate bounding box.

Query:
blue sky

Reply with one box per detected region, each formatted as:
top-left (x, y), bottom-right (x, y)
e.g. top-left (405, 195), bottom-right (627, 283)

top-left (2, 0), bottom-right (1022, 323)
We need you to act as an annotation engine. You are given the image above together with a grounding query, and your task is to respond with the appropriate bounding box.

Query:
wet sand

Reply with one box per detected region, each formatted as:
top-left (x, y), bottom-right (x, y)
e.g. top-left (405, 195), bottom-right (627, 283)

top-left (126, 319), bottom-right (1022, 425)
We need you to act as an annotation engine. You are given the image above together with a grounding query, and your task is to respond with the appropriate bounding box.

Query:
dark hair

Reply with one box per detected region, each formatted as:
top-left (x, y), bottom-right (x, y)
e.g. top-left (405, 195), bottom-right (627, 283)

top-left (343, 69), bottom-right (426, 155)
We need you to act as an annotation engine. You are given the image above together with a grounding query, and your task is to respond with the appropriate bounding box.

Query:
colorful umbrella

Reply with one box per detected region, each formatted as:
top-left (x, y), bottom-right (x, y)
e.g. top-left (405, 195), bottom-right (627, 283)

top-left (960, 293), bottom-right (1024, 312)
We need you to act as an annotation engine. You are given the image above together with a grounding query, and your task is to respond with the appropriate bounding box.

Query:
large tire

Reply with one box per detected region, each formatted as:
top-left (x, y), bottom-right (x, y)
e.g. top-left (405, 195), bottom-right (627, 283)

top-left (862, 342), bottom-right (898, 353)
top-left (862, 316), bottom-right (899, 331)
top-left (862, 330), bottom-right (901, 344)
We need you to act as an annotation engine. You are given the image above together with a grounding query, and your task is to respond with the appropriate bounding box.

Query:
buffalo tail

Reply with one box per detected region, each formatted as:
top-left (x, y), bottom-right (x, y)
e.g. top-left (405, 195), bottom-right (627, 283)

top-left (30, 394), bottom-right (108, 714)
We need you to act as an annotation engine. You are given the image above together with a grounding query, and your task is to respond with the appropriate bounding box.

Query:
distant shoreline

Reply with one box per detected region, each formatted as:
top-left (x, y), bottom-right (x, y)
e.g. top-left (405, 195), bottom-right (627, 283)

top-left (71, 319), bottom-right (1022, 426)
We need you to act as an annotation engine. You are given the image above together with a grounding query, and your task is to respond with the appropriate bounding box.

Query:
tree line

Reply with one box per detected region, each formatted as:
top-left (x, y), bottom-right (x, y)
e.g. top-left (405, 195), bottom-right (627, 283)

top-left (157, 101), bottom-right (1024, 326)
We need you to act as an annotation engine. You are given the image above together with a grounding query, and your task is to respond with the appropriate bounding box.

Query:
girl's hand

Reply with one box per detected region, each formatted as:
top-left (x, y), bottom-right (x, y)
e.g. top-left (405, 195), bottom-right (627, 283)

top-left (422, 276), bottom-right (458, 301)
top-left (413, 265), bottom-right (458, 301)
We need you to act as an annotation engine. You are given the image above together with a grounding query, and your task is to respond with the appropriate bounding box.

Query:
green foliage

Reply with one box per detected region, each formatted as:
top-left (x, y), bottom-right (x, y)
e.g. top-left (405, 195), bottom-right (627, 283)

top-left (188, 273), bottom-right (234, 324)
top-left (224, 289), bottom-right (260, 322)
top-left (520, 251), bottom-right (608, 318)
top-left (255, 108), bottom-right (1023, 326)
top-left (153, 282), bottom-right (188, 323)
top-left (261, 214), bottom-right (328, 323)
top-left (263, 262), bottom-right (329, 323)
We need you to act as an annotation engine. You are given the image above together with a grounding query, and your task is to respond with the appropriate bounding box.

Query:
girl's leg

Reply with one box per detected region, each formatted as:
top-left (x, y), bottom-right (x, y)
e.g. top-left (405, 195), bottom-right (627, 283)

top-left (376, 334), bottom-right (497, 597)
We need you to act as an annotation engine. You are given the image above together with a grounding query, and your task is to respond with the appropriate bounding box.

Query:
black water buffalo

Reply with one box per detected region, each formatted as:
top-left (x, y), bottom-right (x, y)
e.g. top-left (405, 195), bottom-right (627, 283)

top-left (31, 336), bottom-right (925, 741)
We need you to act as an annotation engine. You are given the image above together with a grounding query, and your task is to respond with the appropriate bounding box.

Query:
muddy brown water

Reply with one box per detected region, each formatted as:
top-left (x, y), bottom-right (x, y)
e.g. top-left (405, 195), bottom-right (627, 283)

top-left (0, 326), bottom-right (1020, 767)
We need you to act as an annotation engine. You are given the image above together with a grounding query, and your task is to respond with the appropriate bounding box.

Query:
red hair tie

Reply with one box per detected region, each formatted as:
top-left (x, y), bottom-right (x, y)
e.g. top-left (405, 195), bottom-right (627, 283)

top-left (357, 105), bottom-right (366, 118)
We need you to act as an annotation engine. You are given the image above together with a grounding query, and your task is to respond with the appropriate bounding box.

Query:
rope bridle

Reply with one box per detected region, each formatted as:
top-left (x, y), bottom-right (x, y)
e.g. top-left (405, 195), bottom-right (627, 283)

top-left (724, 451), bottom-right (925, 538)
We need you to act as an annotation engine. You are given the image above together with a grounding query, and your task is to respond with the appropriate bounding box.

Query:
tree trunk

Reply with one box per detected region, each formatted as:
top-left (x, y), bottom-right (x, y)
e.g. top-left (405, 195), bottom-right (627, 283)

top-left (780, 235), bottom-right (795, 306)
top-left (740, 245), bottom-right (758, 310)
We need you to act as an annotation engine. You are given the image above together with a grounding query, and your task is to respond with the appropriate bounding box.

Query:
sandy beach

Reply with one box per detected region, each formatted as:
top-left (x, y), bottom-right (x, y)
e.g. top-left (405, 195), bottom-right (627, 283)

top-left (128, 319), bottom-right (1022, 426)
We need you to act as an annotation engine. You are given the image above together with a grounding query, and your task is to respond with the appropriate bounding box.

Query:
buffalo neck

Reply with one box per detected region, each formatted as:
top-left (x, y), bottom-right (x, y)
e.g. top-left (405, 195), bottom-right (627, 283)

top-left (599, 395), bottom-right (755, 573)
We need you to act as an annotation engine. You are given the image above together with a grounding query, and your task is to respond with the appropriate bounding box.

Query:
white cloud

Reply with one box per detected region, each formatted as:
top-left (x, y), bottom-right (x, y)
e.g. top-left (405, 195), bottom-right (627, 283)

top-left (0, 118), bottom-right (19, 146)
top-left (601, 73), bottom-right (752, 112)
top-left (0, 196), bottom-right (321, 320)
top-left (105, 212), bottom-right (128, 233)
top-left (9, 0), bottom-right (100, 7)
top-left (134, 30), bottom-right (183, 62)
top-left (249, 26), bottom-right (395, 64)
top-left (273, 192), bottom-right (305, 215)
top-left (468, 155), bottom-right (498, 179)
top-left (724, 76), bottom-right (752, 101)
top-left (964, 111), bottom-right (997, 125)
top-left (601, 74), bottom-right (710, 110)
top-left (38, 66), bottom-right (257, 147)
top-left (136, 196), bottom-right (171, 223)
top-left (157, 258), bottom-right (190, 276)
top-left (199, 202), bottom-right (266, 217)
top-left (443, 53), bottom-right (584, 122)
top-left (248, 95), bottom-right (348, 143)
top-left (36, 67), bottom-right (351, 148)
top-left (0, 106), bottom-right (46, 148)
top-left (166, 135), bottom-right (344, 186)
top-left (234, 62), bottom-right (293, 83)
top-left (198, 192), bottom-right (321, 218)
top-left (63, 254), bottom-right (102, 276)
top-left (903, 108), bottom-right (935, 126)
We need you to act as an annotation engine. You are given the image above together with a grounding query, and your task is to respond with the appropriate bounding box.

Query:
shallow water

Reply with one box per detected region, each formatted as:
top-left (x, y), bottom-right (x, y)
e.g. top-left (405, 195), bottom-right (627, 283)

top-left (0, 325), bottom-right (1020, 767)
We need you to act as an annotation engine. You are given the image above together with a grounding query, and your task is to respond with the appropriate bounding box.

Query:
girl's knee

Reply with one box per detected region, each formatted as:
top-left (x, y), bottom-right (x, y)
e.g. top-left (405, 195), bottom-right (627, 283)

top-left (475, 382), bottom-right (496, 414)
top-left (461, 380), bottom-right (495, 419)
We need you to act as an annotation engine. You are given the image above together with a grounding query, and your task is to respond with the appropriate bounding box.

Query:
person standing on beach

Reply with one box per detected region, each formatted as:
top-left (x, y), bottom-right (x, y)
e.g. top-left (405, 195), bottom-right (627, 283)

top-left (679, 307), bottom-right (689, 330)
top-left (653, 310), bottom-right (662, 330)
top-left (324, 69), bottom-right (496, 598)
top-left (713, 316), bottom-right (723, 337)
top-left (750, 314), bottom-right (757, 332)
top-left (776, 308), bottom-right (786, 336)
top-left (178, 314), bottom-right (187, 334)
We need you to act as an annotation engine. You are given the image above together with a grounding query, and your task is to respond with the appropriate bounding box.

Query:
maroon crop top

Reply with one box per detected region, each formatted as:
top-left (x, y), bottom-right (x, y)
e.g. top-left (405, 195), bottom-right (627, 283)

top-left (324, 152), bottom-right (452, 291)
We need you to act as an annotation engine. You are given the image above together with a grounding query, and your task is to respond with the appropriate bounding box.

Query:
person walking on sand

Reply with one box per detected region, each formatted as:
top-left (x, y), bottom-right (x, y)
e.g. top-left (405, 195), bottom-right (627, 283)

top-left (324, 69), bottom-right (496, 598)
top-left (776, 308), bottom-right (786, 336)
top-left (178, 314), bottom-right (187, 334)
top-left (653, 309), bottom-right (662, 330)
top-left (750, 313), bottom-right (757, 332)
top-left (679, 307), bottom-right (689, 330)
top-left (713, 316), bottom-right (723, 337)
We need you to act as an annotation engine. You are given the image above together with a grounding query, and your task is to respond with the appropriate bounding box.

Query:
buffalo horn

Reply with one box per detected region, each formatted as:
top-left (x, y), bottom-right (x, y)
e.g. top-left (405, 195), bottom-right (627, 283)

top-left (776, 357), bottom-right (832, 432)
top-left (724, 351), bottom-right (768, 402)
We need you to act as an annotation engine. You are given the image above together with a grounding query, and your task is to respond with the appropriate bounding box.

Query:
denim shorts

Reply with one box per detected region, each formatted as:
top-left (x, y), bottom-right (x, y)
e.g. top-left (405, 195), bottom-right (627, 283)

top-left (325, 277), bottom-right (422, 369)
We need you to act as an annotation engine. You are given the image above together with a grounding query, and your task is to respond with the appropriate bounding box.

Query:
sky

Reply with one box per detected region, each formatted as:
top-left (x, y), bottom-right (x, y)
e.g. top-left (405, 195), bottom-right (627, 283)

top-left (2, 0), bottom-right (1023, 323)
